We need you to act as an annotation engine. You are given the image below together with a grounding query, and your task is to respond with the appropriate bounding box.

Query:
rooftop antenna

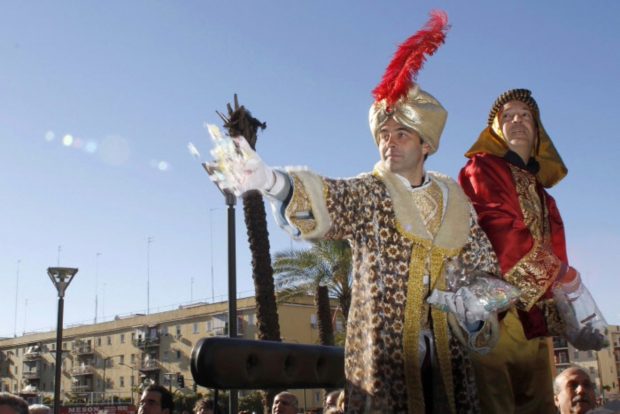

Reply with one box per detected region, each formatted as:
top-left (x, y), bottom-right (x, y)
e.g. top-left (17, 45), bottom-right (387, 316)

top-left (13, 259), bottom-right (21, 337)
top-left (22, 298), bottom-right (28, 335)
top-left (95, 252), bottom-right (102, 323)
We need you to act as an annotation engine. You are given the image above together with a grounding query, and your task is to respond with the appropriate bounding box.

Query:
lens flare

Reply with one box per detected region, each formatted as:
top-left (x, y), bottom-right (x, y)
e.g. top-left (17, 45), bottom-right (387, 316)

top-left (84, 141), bottom-right (98, 154)
top-left (45, 131), bottom-right (55, 142)
top-left (158, 161), bottom-right (169, 171)
top-left (62, 134), bottom-right (74, 146)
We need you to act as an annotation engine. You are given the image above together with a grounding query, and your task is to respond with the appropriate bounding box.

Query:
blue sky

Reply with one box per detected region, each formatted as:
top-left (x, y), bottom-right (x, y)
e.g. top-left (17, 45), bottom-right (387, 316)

top-left (1, 1), bottom-right (619, 338)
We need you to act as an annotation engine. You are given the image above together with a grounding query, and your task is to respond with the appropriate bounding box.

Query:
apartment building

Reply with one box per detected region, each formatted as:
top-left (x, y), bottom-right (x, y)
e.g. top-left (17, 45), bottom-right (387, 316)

top-left (552, 324), bottom-right (620, 399)
top-left (0, 295), bottom-right (343, 408)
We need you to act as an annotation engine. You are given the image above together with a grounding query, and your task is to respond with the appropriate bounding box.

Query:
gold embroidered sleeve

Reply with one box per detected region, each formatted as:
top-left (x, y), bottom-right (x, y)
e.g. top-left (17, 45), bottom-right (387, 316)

top-left (505, 242), bottom-right (563, 311)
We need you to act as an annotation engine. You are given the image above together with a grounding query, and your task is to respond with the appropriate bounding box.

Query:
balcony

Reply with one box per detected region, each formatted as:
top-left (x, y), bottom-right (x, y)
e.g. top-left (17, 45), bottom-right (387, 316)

top-left (133, 336), bottom-right (160, 349)
top-left (71, 365), bottom-right (96, 376)
top-left (71, 383), bottom-right (94, 393)
top-left (23, 351), bottom-right (42, 361)
top-left (73, 345), bottom-right (94, 356)
top-left (553, 336), bottom-right (569, 349)
top-left (22, 371), bottom-right (41, 380)
top-left (138, 359), bottom-right (161, 373)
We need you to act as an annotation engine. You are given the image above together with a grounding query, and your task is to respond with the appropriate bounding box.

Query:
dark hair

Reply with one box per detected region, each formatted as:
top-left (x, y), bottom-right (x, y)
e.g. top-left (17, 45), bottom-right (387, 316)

top-left (0, 393), bottom-right (29, 414)
top-left (193, 398), bottom-right (219, 414)
top-left (143, 384), bottom-right (174, 412)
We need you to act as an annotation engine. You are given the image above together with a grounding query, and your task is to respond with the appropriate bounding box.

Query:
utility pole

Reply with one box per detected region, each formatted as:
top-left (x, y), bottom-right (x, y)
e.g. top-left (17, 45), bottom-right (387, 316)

top-left (147, 237), bottom-right (153, 314)
top-left (209, 208), bottom-right (217, 302)
top-left (13, 259), bottom-right (21, 337)
top-left (95, 252), bottom-right (102, 324)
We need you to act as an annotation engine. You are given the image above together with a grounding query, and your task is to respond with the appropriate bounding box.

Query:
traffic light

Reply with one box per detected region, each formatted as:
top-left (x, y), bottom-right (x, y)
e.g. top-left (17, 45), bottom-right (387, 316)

top-left (176, 373), bottom-right (185, 388)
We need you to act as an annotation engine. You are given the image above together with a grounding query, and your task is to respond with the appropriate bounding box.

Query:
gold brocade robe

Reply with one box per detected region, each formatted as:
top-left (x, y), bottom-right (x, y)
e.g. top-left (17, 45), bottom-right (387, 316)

top-left (281, 162), bottom-right (500, 413)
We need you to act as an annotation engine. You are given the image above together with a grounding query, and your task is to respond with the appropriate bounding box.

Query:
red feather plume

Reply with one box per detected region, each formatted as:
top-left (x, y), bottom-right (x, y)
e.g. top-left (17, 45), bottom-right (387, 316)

top-left (372, 10), bottom-right (449, 108)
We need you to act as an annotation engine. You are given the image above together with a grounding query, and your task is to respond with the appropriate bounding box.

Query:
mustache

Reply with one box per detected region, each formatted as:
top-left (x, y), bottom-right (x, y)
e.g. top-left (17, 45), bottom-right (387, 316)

top-left (572, 396), bottom-right (592, 404)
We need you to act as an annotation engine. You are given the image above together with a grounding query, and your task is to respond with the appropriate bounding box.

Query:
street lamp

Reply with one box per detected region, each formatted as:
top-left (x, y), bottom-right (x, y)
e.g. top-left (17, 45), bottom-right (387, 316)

top-left (118, 362), bottom-right (136, 405)
top-left (48, 266), bottom-right (78, 414)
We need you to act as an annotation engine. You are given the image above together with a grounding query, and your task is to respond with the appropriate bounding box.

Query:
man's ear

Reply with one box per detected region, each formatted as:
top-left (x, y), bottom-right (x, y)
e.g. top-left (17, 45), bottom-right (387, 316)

top-left (553, 394), bottom-right (560, 408)
top-left (422, 142), bottom-right (431, 156)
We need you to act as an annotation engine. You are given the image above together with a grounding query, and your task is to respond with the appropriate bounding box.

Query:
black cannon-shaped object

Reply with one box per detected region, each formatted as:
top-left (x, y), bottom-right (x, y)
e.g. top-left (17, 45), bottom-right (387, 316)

top-left (190, 337), bottom-right (345, 389)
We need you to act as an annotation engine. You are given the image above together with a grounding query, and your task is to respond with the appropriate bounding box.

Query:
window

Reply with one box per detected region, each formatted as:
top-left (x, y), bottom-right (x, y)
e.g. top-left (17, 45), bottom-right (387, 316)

top-left (120, 334), bottom-right (125, 344)
top-left (573, 351), bottom-right (579, 360)
top-left (130, 354), bottom-right (135, 364)
top-left (587, 351), bottom-right (593, 358)
top-left (119, 376), bottom-right (125, 387)
top-left (193, 323), bottom-right (199, 334)
top-left (107, 336), bottom-right (112, 345)
top-left (161, 326), bottom-right (168, 335)
top-left (206, 320), bottom-right (212, 332)
top-left (120, 355), bottom-right (125, 364)
top-left (62, 342), bottom-right (67, 350)
top-left (310, 314), bottom-right (318, 328)
top-left (248, 313), bottom-right (255, 326)
top-left (336, 319), bottom-right (344, 332)
top-left (176, 350), bottom-right (181, 360)
top-left (162, 351), bottom-right (169, 362)
top-left (97, 338), bottom-right (102, 347)
top-left (176, 325), bottom-right (182, 336)
top-left (589, 367), bottom-right (595, 375)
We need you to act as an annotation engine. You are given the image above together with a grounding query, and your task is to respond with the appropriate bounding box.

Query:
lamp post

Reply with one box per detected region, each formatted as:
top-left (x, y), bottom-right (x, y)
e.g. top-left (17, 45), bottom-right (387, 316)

top-left (198, 148), bottom-right (238, 413)
top-left (223, 190), bottom-right (238, 414)
top-left (118, 362), bottom-right (136, 405)
top-left (48, 267), bottom-right (78, 414)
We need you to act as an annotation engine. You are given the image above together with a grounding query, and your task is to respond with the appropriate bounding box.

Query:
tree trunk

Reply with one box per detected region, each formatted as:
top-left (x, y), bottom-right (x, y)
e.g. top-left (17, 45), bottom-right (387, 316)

top-left (219, 96), bottom-right (282, 413)
top-left (316, 285), bottom-right (335, 346)
top-left (242, 191), bottom-right (281, 342)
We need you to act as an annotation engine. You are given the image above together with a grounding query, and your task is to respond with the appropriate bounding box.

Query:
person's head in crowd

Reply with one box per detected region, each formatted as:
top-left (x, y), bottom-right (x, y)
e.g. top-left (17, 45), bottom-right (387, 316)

top-left (193, 398), bottom-right (219, 414)
top-left (0, 393), bottom-right (29, 414)
top-left (28, 405), bottom-right (50, 414)
top-left (139, 384), bottom-right (174, 414)
top-left (554, 366), bottom-right (596, 414)
top-left (324, 390), bottom-right (341, 409)
top-left (272, 392), bottom-right (298, 414)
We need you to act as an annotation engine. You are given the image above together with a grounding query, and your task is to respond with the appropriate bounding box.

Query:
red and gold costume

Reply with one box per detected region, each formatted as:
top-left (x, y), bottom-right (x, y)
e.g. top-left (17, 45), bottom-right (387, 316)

top-left (459, 88), bottom-right (569, 414)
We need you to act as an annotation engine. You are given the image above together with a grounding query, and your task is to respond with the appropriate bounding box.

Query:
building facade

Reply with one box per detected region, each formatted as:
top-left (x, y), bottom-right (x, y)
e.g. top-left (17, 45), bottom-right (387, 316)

top-left (0, 295), bottom-right (343, 409)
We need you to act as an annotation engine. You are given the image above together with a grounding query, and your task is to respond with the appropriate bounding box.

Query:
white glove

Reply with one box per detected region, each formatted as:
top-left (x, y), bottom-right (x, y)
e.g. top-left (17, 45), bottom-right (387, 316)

top-left (428, 286), bottom-right (490, 330)
top-left (204, 124), bottom-right (275, 196)
top-left (567, 324), bottom-right (608, 351)
top-left (552, 271), bottom-right (609, 351)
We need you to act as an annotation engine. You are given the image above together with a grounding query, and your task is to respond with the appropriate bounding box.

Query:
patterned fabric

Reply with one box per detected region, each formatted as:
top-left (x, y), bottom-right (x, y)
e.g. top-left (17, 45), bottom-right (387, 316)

top-left (283, 166), bottom-right (500, 413)
top-left (410, 180), bottom-right (443, 237)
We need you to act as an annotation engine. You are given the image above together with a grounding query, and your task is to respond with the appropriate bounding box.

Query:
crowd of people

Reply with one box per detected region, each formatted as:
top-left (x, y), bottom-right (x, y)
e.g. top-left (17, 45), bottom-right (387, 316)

top-left (1, 368), bottom-right (617, 414)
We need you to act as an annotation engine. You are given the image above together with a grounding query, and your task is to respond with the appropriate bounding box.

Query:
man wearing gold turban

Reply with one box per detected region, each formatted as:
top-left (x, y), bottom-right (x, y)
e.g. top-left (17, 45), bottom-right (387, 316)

top-left (459, 89), bottom-right (608, 413)
top-left (205, 12), bottom-right (506, 413)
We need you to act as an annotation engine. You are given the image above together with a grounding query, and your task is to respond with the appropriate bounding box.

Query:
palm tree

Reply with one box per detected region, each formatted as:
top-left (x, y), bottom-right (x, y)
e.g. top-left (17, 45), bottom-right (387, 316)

top-left (273, 239), bottom-right (353, 340)
top-left (218, 95), bottom-right (281, 413)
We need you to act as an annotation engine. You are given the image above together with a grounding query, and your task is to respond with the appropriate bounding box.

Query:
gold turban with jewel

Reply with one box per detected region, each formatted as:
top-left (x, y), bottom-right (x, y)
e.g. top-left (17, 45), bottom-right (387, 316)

top-left (369, 84), bottom-right (447, 155)
top-left (369, 11), bottom-right (449, 155)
